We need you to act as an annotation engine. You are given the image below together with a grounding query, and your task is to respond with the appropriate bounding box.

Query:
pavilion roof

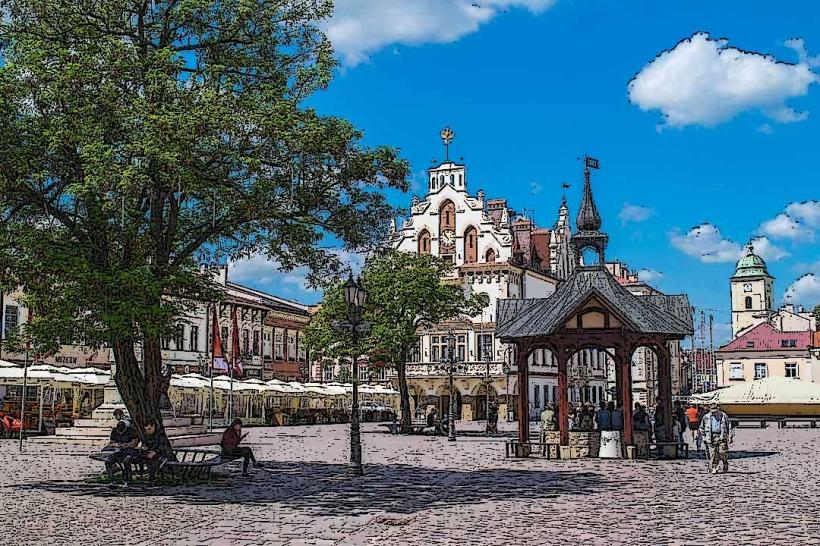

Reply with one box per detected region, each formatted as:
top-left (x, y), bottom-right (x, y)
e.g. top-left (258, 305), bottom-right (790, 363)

top-left (496, 266), bottom-right (693, 339)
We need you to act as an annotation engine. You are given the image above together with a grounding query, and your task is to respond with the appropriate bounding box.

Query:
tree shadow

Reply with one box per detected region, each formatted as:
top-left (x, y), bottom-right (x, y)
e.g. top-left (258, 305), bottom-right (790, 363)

top-left (687, 450), bottom-right (779, 460)
top-left (16, 461), bottom-right (617, 516)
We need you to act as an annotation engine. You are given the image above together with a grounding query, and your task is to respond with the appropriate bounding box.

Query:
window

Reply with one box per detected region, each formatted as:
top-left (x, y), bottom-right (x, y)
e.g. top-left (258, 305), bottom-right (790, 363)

top-left (287, 331), bottom-right (296, 360)
top-left (408, 337), bottom-right (421, 362)
top-left (754, 363), bottom-right (767, 379)
top-left (534, 384), bottom-right (541, 408)
top-left (162, 335), bottom-right (171, 350)
top-left (786, 363), bottom-right (799, 378)
top-left (552, 386), bottom-right (557, 403)
top-left (463, 226), bottom-right (478, 263)
top-left (746, 341), bottom-right (755, 348)
top-left (3, 304), bottom-right (19, 339)
top-left (252, 330), bottom-right (260, 356)
top-left (431, 335), bottom-right (447, 362)
top-left (485, 248), bottom-right (496, 263)
top-left (221, 326), bottom-right (229, 347)
top-left (477, 333), bottom-right (493, 361)
top-left (418, 230), bottom-right (431, 255)
top-left (745, 296), bottom-right (753, 310)
top-left (781, 339), bottom-right (798, 348)
top-left (298, 335), bottom-right (306, 361)
top-left (190, 325), bottom-right (199, 352)
top-left (275, 331), bottom-right (284, 359)
top-left (730, 362), bottom-right (743, 380)
top-left (242, 329), bottom-right (249, 355)
top-left (450, 174), bottom-right (455, 185)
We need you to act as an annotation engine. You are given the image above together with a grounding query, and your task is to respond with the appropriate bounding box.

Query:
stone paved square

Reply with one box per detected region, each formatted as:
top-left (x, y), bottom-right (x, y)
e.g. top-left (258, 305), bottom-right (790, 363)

top-left (1, 422), bottom-right (819, 545)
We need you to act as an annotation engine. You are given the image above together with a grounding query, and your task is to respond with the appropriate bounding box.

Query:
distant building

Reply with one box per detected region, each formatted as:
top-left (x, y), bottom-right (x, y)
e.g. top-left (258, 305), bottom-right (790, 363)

top-left (717, 247), bottom-right (818, 386)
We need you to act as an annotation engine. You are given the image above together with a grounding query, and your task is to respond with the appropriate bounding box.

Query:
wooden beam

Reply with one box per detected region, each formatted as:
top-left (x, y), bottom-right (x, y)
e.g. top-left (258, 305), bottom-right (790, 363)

top-left (618, 344), bottom-right (634, 450)
top-left (516, 343), bottom-right (529, 444)
top-left (656, 341), bottom-right (673, 442)
top-left (557, 347), bottom-right (569, 446)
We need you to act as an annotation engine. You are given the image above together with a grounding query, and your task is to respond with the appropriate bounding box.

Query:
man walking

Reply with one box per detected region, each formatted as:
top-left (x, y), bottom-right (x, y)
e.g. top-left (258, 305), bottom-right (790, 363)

top-left (699, 403), bottom-right (733, 474)
top-left (539, 403), bottom-right (558, 456)
top-left (685, 404), bottom-right (701, 446)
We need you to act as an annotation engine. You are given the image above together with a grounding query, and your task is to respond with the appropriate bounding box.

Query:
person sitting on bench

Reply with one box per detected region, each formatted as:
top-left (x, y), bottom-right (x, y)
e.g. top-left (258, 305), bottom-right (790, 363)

top-left (220, 419), bottom-right (264, 476)
top-left (139, 420), bottom-right (168, 481)
top-left (104, 420), bottom-right (140, 487)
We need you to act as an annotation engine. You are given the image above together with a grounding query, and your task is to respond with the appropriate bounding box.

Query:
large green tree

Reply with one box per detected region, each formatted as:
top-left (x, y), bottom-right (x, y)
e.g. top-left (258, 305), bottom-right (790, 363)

top-left (0, 0), bottom-right (408, 454)
top-left (306, 250), bottom-right (488, 430)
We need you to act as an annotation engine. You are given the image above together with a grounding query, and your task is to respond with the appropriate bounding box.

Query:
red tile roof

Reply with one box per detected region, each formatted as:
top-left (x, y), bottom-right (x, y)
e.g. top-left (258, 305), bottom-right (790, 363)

top-left (718, 322), bottom-right (811, 352)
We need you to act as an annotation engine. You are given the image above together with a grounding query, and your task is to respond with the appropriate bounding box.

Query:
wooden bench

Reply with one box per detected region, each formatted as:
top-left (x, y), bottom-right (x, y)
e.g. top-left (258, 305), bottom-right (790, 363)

top-left (91, 448), bottom-right (239, 483)
top-left (379, 422), bottom-right (427, 434)
top-left (504, 440), bottom-right (561, 459)
top-left (776, 417), bottom-right (819, 429)
top-left (650, 441), bottom-right (689, 459)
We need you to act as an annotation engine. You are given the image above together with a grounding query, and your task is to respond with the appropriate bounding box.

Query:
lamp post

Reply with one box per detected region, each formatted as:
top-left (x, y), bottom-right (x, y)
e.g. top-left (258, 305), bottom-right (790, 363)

top-left (483, 348), bottom-right (492, 436)
top-left (438, 332), bottom-right (458, 442)
top-left (332, 275), bottom-right (370, 475)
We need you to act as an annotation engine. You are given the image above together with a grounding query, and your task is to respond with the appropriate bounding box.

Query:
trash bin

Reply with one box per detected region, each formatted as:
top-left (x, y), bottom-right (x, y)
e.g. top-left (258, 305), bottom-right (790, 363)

top-left (599, 430), bottom-right (622, 458)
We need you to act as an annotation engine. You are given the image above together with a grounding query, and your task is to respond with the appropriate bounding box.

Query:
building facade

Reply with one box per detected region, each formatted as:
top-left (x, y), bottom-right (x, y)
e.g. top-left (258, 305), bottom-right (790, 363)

top-left (0, 267), bottom-right (312, 382)
top-left (716, 247), bottom-right (818, 386)
top-left (385, 145), bottom-right (582, 421)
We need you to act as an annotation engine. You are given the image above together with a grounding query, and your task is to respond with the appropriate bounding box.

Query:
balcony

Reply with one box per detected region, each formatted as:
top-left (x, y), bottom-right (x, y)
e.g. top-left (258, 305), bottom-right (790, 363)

top-left (387, 361), bottom-right (506, 378)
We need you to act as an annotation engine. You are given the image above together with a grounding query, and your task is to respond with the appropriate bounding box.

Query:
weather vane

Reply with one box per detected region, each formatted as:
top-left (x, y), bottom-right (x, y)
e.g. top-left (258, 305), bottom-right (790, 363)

top-left (440, 127), bottom-right (454, 161)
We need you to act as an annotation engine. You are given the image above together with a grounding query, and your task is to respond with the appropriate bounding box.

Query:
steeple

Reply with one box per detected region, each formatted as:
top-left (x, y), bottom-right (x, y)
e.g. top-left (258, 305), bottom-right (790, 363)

top-left (570, 156), bottom-right (608, 267)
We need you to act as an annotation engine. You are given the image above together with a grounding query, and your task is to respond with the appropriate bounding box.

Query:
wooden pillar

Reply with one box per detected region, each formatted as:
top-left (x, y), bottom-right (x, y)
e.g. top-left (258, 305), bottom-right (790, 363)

top-left (557, 347), bottom-right (569, 446)
top-left (656, 342), bottom-right (674, 442)
top-left (618, 345), bottom-right (634, 448)
top-left (516, 344), bottom-right (529, 444)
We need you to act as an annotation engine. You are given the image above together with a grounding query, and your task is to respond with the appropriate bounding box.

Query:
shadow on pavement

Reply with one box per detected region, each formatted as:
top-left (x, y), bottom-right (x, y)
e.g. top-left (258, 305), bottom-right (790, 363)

top-left (687, 450), bottom-right (779, 460)
top-left (14, 461), bottom-right (616, 516)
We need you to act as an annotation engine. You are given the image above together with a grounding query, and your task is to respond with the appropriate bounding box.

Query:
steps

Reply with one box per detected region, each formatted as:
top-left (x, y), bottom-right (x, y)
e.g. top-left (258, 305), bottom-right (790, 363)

top-left (53, 424), bottom-right (206, 437)
top-left (29, 431), bottom-right (222, 447)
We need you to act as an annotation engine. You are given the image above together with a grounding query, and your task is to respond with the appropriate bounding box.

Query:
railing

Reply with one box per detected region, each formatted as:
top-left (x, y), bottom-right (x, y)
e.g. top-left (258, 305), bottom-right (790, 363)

top-left (387, 361), bottom-right (506, 378)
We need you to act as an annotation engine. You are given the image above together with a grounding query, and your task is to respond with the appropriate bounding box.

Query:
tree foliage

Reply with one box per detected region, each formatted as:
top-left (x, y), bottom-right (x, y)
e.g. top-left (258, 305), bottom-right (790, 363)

top-left (306, 249), bottom-right (489, 427)
top-left (0, 0), bottom-right (408, 451)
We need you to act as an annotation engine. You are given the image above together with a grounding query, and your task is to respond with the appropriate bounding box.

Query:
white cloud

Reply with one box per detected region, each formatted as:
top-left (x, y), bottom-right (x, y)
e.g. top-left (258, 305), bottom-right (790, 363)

top-left (669, 223), bottom-right (742, 263)
top-left (637, 268), bottom-right (663, 282)
top-left (758, 213), bottom-right (814, 241)
top-left (783, 274), bottom-right (820, 307)
top-left (756, 123), bottom-right (773, 134)
top-left (227, 249), bottom-right (366, 301)
top-left (618, 203), bottom-right (653, 224)
top-left (785, 37), bottom-right (820, 68)
top-left (628, 32), bottom-right (819, 128)
top-left (326, 0), bottom-right (556, 66)
top-left (786, 200), bottom-right (820, 227)
top-left (749, 236), bottom-right (790, 262)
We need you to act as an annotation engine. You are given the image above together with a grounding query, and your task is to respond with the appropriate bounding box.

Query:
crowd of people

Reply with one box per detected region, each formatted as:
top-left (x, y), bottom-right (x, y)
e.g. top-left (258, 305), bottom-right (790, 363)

top-left (537, 399), bottom-right (733, 471)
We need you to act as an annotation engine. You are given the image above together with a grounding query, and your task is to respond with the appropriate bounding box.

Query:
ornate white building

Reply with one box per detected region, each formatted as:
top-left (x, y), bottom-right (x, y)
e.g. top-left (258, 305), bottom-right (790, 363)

top-left (386, 140), bottom-right (587, 421)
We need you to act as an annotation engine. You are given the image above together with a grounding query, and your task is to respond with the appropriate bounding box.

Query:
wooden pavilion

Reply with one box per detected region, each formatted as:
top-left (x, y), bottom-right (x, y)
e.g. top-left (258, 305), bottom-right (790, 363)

top-left (496, 159), bottom-right (693, 454)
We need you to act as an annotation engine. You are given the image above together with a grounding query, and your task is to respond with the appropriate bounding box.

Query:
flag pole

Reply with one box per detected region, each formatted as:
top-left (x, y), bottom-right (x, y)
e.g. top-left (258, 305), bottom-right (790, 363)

top-left (19, 345), bottom-right (28, 452)
top-left (207, 303), bottom-right (213, 431)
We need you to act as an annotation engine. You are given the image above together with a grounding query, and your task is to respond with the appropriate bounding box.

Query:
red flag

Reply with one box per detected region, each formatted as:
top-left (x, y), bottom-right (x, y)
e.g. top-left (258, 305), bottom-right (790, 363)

top-left (230, 305), bottom-right (243, 378)
top-left (211, 306), bottom-right (228, 373)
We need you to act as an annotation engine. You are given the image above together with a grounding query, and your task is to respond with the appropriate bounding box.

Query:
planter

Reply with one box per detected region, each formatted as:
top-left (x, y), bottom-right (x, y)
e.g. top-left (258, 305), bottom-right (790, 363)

top-left (568, 431), bottom-right (601, 458)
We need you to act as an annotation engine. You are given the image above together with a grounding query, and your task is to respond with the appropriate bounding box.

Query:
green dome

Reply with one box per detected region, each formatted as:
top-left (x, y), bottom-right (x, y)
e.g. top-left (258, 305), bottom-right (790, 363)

top-left (732, 247), bottom-right (772, 279)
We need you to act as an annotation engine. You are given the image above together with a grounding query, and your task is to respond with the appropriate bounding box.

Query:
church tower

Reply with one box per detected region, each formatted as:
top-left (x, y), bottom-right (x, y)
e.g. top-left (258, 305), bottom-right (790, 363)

top-left (730, 245), bottom-right (774, 338)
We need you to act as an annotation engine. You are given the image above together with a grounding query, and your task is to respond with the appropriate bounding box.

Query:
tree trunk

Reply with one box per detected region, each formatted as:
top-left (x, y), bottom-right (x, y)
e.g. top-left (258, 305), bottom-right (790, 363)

top-left (112, 335), bottom-right (175, 460)
top-left (396, 348), bottom-right (412, 432)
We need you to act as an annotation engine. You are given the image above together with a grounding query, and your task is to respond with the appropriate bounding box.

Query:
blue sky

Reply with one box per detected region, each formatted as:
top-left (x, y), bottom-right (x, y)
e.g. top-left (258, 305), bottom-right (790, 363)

top-left (229, 0), bottom-right (820, 345)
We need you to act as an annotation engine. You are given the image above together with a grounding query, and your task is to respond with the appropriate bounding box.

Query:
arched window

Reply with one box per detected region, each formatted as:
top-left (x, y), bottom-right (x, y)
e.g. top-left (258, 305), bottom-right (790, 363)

top-left (485, 248), bottom-right (496, 263)
top-left (463, 226), bottom-right (478, 263)
top-left (439, 200), bottom-right (455, 231)
top-left (418, 229), bottom-right (431, 255)
top-left (459, 173), bottom-right (463, 186)
top-left (439, 174), bottom-right (444, 184)
top-left (745, 296), bottom-right (753, 310)
top-left (430, 176), bottom-right (436, 189)
top-left (450, 174), bottom-right (455, 186)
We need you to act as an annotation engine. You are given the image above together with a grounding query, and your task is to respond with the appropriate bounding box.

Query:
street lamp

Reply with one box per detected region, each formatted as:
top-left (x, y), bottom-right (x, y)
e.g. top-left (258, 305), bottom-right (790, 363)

top-left (483, 346), bottom-right (493, 436)
top-left (441, 332), bottom-right (459, 442)
top-left (332, 275), bottom-right (370, 475)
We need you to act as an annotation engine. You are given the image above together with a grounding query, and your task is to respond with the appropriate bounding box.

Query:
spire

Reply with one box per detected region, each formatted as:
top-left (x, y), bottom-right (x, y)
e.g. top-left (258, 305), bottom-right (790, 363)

top-left (530, 244), bottom-right (542, 270)
top-left (570, 156), bottom-right (608, 267)
top-left (576, 161), bottom-right (601, 231)
top-left (512, 235), bottom-right (525, 265)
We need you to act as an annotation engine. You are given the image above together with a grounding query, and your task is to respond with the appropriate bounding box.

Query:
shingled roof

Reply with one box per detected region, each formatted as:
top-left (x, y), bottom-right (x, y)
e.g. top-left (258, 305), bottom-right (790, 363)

top-left (496, 267), bottom-right (693, 339)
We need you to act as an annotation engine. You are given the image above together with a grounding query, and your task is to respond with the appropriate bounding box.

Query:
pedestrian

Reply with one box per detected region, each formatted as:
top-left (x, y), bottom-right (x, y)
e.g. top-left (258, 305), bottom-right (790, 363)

top-left (220, 419), bottom-right (264, 476)
top-left (674, 400), bottom-right (686, 444)
top-left (610, 401), bottom-right (623, 432)
top-left (567, 403), bottom-right (577, 431)
top-left (579, 403), bottom-right (594, 431)
top-left (685, 403), bottom-right (700, 445)
top-left (539, 403), bottom-right (558, 456)
top-left (632, 403), bottom-right (651, 458)
top-left (415, 403), bottom-right (425, 421)
top-left (699, 403), bottom-right (733, 474)
top-left (487, 401), bottom-right (499, 434)
top-left (596, 400), bottom-right (612, 431)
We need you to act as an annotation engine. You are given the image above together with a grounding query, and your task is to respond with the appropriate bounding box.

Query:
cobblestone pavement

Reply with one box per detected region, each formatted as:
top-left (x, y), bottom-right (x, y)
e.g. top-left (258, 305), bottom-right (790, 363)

top-left (1, 421), bottom-right (819, 545)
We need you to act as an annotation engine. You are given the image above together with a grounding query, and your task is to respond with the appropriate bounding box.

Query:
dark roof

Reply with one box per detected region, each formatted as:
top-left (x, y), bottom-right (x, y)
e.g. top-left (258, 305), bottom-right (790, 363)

top-left (496, 267), bottom-right (693, 339)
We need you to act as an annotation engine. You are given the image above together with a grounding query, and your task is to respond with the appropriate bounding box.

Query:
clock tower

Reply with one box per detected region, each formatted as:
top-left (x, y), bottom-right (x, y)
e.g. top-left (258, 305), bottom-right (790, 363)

top-left (730, 245), bottom-right (774, 338)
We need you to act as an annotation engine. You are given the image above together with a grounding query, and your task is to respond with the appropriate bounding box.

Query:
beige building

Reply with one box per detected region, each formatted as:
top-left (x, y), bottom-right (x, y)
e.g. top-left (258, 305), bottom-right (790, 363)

top-left (716, 248), bottom-right (819, 387)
